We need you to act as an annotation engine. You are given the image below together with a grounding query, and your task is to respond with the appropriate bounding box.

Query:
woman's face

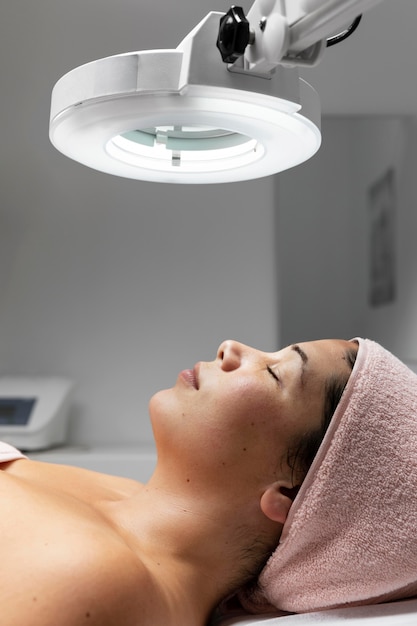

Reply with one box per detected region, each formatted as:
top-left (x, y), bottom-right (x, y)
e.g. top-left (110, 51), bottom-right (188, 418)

top-left (149, 339), bottom-right (355, 493)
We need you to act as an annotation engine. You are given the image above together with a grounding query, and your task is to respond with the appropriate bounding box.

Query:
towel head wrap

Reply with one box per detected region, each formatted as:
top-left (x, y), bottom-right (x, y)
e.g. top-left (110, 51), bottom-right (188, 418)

top-left (240, 337), bottom-right (417, 614)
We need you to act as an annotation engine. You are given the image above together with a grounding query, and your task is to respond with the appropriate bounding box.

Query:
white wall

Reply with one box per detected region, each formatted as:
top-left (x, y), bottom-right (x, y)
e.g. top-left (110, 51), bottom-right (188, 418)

top-left (278, 116), bottom-right (417, 368)
top-left (0, 162), bottom-right (278, 446)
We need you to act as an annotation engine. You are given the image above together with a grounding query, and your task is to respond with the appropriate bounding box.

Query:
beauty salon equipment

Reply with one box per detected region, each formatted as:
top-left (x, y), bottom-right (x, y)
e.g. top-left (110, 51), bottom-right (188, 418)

top-left (49, 0), bottom-right (387, 184)
top-left (0, 377), bottom-right (73, 450)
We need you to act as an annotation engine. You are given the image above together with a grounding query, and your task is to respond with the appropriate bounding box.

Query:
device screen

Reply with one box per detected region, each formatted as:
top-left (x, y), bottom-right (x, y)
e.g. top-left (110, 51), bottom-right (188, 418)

top-left (0, 398), bottom-right (36, 425)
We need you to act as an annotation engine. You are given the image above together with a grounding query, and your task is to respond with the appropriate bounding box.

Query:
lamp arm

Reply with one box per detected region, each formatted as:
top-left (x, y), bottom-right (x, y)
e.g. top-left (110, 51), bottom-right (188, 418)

top-left (285, 0), bottom-right (385, 54)
top-left (228, 0), bottom-right (385, 74)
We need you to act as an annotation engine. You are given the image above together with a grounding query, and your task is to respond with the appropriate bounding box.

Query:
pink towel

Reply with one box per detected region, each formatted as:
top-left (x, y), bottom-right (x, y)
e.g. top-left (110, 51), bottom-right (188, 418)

top-left (240, 337), bottom-right (417, 614)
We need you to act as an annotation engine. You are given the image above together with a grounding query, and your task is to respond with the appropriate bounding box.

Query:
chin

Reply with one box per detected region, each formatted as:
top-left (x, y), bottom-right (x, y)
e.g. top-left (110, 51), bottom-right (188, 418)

top-left (148, 387), bottom-right (174, 419)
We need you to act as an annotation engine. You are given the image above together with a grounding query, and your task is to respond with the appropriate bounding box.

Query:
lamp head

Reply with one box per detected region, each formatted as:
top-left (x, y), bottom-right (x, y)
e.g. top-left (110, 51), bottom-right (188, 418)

top-left (49, 11), bottom-right (321, 184)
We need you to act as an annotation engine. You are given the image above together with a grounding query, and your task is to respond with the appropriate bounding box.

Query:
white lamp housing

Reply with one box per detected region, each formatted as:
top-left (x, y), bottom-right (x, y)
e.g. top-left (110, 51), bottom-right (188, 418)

top-left (50, 0), bottom-right (386, 183)
top-left (49, 11), bottom-right (321, 184)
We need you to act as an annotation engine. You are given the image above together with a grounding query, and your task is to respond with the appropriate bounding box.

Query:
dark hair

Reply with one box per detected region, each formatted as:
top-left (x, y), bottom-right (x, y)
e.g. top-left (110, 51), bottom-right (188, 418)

top-left (287, 344), bottom-right (358, 485)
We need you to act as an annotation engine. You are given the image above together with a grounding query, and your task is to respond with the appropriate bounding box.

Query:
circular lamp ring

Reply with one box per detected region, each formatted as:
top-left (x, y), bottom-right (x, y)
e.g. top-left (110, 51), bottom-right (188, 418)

top-left (50, 85), bottom-right (321, 184)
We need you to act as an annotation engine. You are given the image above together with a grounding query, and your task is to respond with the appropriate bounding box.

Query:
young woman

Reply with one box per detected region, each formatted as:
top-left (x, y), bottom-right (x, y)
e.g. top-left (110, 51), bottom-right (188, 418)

top-left (0, 338), bottom-right (367, 625)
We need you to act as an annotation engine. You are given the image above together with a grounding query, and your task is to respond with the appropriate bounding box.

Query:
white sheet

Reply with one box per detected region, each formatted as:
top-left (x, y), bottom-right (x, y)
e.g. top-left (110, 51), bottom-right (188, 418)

top-left (216, 598), bottom-right (417, 626)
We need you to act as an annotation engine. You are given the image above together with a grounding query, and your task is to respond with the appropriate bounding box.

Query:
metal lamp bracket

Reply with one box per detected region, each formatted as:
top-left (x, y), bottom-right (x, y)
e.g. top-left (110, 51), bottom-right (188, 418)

top-left (222, 0), bottom-right (385, 76)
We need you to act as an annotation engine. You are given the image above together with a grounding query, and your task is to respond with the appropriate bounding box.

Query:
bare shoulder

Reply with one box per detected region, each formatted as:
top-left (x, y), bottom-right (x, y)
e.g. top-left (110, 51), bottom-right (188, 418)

top-left (1, 526), bottom-right (154, 626)
top-left (0, 459), bottom-right (155, 625)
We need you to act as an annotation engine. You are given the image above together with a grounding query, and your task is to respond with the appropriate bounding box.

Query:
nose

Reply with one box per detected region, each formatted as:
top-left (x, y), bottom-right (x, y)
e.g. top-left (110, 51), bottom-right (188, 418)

top-left (217, 340), bottom-right (244, 372)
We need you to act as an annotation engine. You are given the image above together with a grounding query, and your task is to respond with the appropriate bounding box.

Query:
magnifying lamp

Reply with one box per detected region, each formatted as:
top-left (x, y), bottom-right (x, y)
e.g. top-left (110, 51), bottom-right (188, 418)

top-left (49, 0), bottom-right (385, 184)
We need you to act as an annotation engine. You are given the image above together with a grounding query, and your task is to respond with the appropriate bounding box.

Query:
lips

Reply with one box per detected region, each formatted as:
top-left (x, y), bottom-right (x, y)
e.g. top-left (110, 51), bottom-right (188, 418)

top-left (180, 367), bottom-right (199, 389)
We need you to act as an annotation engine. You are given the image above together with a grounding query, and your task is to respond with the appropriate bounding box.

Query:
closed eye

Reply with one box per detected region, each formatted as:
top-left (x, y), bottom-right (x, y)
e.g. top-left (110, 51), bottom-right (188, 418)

top-left (267, 365), bottom-right (280, 384)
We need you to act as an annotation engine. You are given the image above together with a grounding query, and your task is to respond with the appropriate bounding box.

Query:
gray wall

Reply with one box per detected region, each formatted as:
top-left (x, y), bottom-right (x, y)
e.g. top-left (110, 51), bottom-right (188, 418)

top-left (277, 118), bottom-right (357, 345)
top-left (278, 116), bottom-right (417, 370)
top-left (349, 116), bottom-right (417, 365)
top-left (0, 168), bottom-right (278, 446)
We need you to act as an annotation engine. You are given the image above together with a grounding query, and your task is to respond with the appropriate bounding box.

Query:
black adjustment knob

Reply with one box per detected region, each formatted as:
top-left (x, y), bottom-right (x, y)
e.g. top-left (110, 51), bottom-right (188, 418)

top-left (216, 6), bottom-right (251, 64)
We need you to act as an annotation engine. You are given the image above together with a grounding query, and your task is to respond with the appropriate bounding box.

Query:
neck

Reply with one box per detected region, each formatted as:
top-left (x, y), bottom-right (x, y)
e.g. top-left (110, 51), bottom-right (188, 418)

top-left (108, 474), bottom-right (280, 625)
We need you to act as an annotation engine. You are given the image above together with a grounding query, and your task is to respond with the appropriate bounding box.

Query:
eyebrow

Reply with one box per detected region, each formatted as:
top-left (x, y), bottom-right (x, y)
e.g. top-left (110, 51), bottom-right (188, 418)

top-left (291, 344), bottom-right (308, 386)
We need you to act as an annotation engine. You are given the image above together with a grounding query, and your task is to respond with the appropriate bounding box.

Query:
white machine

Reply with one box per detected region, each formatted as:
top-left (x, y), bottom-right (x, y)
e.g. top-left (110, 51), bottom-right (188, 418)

top-left (0, 377), bottom-right (73, 451)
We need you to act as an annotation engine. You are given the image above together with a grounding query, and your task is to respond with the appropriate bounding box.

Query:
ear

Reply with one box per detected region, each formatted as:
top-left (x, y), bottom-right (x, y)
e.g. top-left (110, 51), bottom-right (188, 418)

top-left (260, 482), bottom-right (300, 524)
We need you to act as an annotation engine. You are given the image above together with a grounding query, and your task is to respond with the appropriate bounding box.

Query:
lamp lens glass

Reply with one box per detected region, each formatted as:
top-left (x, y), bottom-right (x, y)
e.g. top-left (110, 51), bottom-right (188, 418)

top-left (107, 125), bottom-right (262, 172)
